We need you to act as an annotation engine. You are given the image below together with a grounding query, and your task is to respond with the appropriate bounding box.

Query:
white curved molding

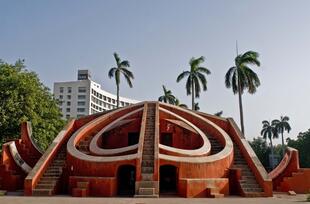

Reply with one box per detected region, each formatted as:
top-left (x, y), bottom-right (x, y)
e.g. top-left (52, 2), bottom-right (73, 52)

top-left (158, 102), bottom-right (233, 163)
top-left (9, 141), bottom-right (32, 173)
top-left (89, 108), bottom-right (143, 155)
top-left (159, 107), bottom-right (210, 156)
top-left (165, 119), bottom-right (196, 133)
top-left (67, 102), bottom-right (145, 162)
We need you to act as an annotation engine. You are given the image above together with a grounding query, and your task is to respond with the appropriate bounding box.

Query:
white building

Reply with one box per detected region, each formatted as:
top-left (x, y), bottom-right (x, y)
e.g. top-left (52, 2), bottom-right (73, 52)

top-left (53, 70), bottom-right (139, 119)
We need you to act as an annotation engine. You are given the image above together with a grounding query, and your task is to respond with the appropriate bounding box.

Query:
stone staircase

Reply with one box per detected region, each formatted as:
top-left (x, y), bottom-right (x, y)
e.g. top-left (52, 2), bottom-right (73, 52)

top-left (232, 145), bottom-right (264, 197)
top-left (208, 135), bottom-right (223, 155)
top-left (32, 147), bottom-right (66, 196)
top-left (135, 103), bottom-right (158, 198)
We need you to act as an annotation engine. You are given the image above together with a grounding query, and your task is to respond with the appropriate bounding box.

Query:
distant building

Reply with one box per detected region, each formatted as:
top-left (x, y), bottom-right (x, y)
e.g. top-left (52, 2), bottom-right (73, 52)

top-left (53, 70), bottom-right (139, 119)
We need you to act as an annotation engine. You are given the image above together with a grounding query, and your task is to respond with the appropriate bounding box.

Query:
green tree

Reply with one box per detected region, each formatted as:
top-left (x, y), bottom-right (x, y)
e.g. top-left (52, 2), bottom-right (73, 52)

top-left (108, 52), bottom-right (134, 108)
top-left (176, 56), bottom-right (211, 110)
top-left (260, 120), bottom-right (278, 168)
top-left (287, 129), bottom-right (310, 168)
top-left (158, 85), bottom-right (176, 104)
top-left (225, 51), bottom-right (261, 134)
top-left (272, 116), bottom-right (291, 157)
top-left (249, 137), bottom-right (270, 169)
top-left (0, 59), bottom-right (65, 150)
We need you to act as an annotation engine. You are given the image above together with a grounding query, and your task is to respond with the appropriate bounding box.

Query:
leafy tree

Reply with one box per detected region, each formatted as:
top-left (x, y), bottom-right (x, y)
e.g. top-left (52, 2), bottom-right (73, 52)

top-left (249, 137), bottom-right (270, 169)
top-left (272, 116), bottom-right (291, 157)
top-left (0, 59), bottom-right (65, 150)
top-left (158, 85), bottom-right (176, 104)
top-left (176, 56), bottom-right (211, 110)
top-left (260, 120), bottom-right (278, 168)
top-left (108, 52), bottom-right (134, 108)
top-left (287, 129), bottom-right (310, 167)
top-left (225, 51), bottom-right (260, 134)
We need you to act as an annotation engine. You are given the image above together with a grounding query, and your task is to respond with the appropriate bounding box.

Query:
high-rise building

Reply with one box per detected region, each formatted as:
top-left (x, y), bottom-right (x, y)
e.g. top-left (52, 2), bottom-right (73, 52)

top-left (53, 70), bottom-right (139, 119)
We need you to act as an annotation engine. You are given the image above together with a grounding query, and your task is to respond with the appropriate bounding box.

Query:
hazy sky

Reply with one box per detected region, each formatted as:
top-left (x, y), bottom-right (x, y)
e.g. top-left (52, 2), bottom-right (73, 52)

top-left (1, 0), bottom-right (310, 143)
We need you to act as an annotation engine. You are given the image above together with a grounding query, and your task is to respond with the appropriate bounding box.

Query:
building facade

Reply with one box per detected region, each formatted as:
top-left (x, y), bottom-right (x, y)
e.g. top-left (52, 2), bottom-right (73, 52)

top-left (53, 70), bottom-right (139, 119)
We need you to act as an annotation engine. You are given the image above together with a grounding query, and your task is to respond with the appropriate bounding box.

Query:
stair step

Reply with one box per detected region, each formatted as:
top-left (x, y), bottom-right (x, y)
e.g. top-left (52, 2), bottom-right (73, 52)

top-left (32, 189), bottom-right (53, 196)
top-left (139, 181), bottom-right (156, 188)
top-left (142, 167), bottom-right (154, 173)
top-left (139, 187), bottom-right (155, 195)
top-left (141, 173), bottom-right (153, 181)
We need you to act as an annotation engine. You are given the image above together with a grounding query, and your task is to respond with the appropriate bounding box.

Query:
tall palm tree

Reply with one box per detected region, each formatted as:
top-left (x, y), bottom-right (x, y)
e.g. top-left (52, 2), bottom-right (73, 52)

top-left (174, 98), bottom-right (188, 108)
top-left (272, 116), bottom-right (291, 157)
top-left (261, 120), bottom-right (278, 168)
top-left (158, 85), bottom-right (176, 104)
top-left (225, 50), bottom-right (260, 135)
top-left (108, 52), bottom-right (134, 108)
top-left (177, 56), bottom-right (211, 110)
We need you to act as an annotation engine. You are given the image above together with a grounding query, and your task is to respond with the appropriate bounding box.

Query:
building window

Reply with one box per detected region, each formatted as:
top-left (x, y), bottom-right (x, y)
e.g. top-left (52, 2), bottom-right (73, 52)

top-left (78, 87), bottom-right (86, 93)
top-left (67, 87), bottom-right (72, 93)
top-left (78, 95), bottom-right (86, 99)
top-left (67, 95), bottom-right (71, 100)
top-left (77, 108), bottom-right (85, 112)
top-left (66, 114), bottom-right (70, 119)
top-left (66, 108), bottom-right (70, 112)
top-left (103, 96), bottom-right (106, 101)
top-left (59, 95), bottom-right (63, 99)
top-left (78, 101), bottom-right (85, 106)
top-left (60, 87), bottom-right (64, 93)
top-left (77, 114), bottom-right (85, 118)
top-left (112, 99), bottom-right (115, 104)
top-left (108, 98), bottom-right (111, 103)
top-left (121, 101), bottom-right (124, 106)
top-left (67, 101), bottom-right (71, 106)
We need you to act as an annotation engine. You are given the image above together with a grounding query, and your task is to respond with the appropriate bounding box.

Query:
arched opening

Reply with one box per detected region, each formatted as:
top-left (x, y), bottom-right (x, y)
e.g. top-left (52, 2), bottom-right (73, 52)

top-left (160, 165), bottom-right (178, 195)
top-left (117, 165), bottom-right (136, 196)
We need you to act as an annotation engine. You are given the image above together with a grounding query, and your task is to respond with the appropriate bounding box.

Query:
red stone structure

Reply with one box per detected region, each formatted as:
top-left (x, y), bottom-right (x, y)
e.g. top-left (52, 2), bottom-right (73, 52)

top-left (269, 147), bottom-right (310, 193)
top-left (0, 101), bottom-right (275, 197)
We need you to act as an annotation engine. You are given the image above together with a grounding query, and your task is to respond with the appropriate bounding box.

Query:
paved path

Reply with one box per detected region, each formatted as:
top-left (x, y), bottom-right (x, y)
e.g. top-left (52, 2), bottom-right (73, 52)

top-left (0, 194), bottom-right (307, 204)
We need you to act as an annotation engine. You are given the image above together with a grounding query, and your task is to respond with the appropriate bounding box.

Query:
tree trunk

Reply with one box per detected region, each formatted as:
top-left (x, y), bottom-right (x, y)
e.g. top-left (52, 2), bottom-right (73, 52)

top-left (270, 138), bottom-right (275, 169)
top-left (281, 132), bottom-right (285, 158)
top-left (191, 80), bottom-right (195, 110)
top-left (237, 77), bottom-right (245, 135)
top-left (117, 84), bottom-right (120, 108)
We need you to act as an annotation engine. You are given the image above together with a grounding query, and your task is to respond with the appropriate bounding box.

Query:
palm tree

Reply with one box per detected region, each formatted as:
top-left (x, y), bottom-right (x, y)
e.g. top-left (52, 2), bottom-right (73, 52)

top-left (174, 98), bottom-right (188, 108)
top-left (108, 52), bottom-right (134, 108)
top-left (225, 50), bottom-right (260, 135)
top-left (261, 120), bottom-right (278, 168)
top-left (158, 85), bottom-right (176, 104)
top-left (272, 116), bottom-right (291, 157)
top-left (177, 56), bottom-right (211, 110)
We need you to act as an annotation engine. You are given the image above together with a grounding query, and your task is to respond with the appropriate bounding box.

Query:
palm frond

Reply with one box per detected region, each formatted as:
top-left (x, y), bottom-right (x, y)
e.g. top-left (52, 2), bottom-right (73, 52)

top-left (176, 71), bottom-right (190, 82)
top-left (197, 67), bottom-right (211, 75)
top-left (123, 74), bottom-right (133, 88)
top-left (108, 67), bottom-right (117, 78)
top-left (113, 52), bottom-right (121, 67)
top-left (120, 60), bottom-right (130, 68)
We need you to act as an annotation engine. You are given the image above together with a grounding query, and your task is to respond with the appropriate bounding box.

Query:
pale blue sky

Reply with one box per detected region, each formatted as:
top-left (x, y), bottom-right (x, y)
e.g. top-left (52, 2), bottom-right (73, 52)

top-left (1, 0), bottom-right (310, 143)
